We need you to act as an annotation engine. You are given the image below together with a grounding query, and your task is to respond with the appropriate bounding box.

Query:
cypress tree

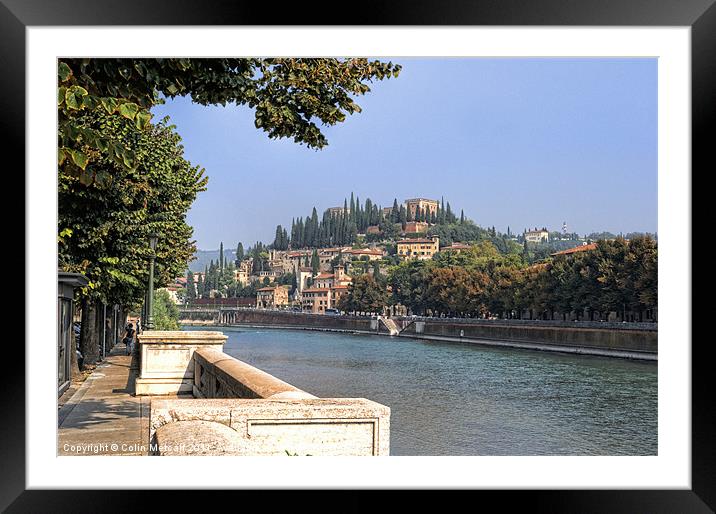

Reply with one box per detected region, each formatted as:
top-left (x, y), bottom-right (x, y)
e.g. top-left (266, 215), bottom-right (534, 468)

top-left (219, 242), bottom-right (224, 270)
top-left (186, 270), bottom-right (196, 301)
top-left (311, 249), bottom-right (320, 275)
top-left (197, 273), bottom-right (204, 299)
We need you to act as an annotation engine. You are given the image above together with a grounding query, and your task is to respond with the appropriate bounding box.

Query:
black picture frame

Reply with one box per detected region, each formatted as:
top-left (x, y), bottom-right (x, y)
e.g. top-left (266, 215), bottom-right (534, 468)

top-left (4, 0), bottom-right (711, 511)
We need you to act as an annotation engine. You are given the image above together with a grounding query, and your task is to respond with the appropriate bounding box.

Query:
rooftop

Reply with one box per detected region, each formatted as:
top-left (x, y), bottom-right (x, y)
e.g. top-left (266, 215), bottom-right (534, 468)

top-left (397, 238), bottom-right (439, 244)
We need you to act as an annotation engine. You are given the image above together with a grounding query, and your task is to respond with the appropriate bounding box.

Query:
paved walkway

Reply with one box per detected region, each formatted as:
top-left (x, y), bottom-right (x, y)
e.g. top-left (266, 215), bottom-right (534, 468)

top-left (58, 342), bottom-right (150, 456)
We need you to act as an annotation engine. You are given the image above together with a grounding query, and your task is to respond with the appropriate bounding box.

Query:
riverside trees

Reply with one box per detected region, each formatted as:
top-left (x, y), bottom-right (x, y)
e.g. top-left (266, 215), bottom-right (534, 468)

top-left (58, 58), bottom-right (402, 369)
top-left (384, 236), bottom-right (658, 321)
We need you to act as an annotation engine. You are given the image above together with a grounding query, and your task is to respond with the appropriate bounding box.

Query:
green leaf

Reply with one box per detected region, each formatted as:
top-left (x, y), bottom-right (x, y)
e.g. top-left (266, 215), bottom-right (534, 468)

top-left (58, 62), bottom-right (72, 82)
top-left (135, 111), bottom-right (151, 130)
top-left (65, 86), bottom-right (88, 110)
top-left (100, 97), bottom-right (118, 114)
top-left (165, 83), bottom-right (179, 95)
top-left (118, 102), bottom-right (139, 120)
top-left (96, 138), bottom-right (109, 153)
top-left (70, 149), bottom-right (89, 170)
top-left (121, 149), bottom-right (135, 168)
top-left (58, 148), bottom-right (66, 165)
top-left (58, 87), bottom-right (67, 106)
top-left (78, 168), bottom-right (93, 186)
top-left (82, 95), bottom-right (98, 110)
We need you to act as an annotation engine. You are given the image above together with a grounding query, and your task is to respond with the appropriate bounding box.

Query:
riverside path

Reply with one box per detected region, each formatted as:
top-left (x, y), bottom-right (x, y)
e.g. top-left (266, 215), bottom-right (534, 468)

top-left (58, 342), bottom-right (150, 456)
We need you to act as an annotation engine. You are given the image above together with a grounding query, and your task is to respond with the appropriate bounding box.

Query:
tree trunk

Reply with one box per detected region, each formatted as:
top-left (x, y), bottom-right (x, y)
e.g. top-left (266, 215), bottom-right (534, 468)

top-left (80, 298), bottom-right (100, 367)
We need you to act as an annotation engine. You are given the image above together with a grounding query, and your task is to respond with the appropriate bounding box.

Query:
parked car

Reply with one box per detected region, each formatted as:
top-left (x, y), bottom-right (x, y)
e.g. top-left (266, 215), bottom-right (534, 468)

top-left (324, 308), bottom-right (340, 315)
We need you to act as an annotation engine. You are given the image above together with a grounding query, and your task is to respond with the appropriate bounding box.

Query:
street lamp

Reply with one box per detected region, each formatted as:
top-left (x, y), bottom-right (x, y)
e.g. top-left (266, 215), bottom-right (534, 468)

top-left (146, 232), bottom-right (159, 330)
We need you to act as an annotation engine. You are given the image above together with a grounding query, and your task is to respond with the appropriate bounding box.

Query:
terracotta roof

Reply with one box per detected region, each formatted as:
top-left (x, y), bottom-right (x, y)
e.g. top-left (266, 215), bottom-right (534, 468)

top-left (344, 248), bottom-right (383, 255)
top-left (302, 287), bottom-right (329, 294)
top-left (314, 273), bottom-right (335, 279)
top-left (331, 285), bottom-right (349, 290)
top-left (551, 243), bottom-right (598, 256)
top-left (257, 287), bottom-right (279, 292)
top-left (397, 239), bottom-right (438, 244)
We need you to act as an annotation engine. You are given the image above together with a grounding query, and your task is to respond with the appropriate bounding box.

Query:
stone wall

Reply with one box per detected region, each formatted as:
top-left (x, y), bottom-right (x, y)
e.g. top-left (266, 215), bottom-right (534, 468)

top-left (205, 308), bottom-right (380, 334)
top-left (192, 347), bottom-right (316, 400)
top-left (179, 309), bottom-right (657, 358)
top-left (148, 339), bottom-right (391, 456)
top-left (150, 398), bottom-right (390, 456)
top-left (399, 318), bottom-right (657, 355)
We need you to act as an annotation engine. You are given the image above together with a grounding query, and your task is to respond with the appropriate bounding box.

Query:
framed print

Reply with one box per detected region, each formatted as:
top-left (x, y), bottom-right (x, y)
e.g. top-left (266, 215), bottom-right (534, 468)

top-left (5, 0), bottom-right (713, 511)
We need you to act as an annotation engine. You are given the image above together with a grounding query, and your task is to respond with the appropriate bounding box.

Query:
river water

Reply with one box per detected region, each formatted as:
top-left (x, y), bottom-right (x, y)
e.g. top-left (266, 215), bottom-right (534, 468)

top-left (186, 326), bottom-right (657, 456)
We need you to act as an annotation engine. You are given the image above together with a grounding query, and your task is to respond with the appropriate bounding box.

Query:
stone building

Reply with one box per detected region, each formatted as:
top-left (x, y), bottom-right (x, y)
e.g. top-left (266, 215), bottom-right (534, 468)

top-left (256, 285), bottom-right (289, 309)
top-left (404, 198), bottom-right (439, 219)
top-left (524, 227), bottom-right (549, 243)
top-left (403, 221), bottom-right (429, 234)
top-left (397, 236), bottom-right (440, 260)
top-left (301, 287), bottom-right (331, 313)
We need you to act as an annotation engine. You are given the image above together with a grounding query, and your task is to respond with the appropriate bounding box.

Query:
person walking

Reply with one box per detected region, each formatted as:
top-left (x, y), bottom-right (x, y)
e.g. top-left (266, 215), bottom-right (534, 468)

top-left (122, 322), bottom-right (136, 356)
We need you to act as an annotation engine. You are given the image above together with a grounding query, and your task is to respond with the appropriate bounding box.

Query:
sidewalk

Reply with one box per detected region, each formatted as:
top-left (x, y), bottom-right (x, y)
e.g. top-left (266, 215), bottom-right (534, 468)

top-left (58, 342), bottom-right (150, 456)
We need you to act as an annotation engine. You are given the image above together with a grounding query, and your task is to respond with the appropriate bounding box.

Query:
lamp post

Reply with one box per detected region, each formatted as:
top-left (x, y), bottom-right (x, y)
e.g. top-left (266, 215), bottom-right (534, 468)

top-left (146, 232), bottom-right (159, 330)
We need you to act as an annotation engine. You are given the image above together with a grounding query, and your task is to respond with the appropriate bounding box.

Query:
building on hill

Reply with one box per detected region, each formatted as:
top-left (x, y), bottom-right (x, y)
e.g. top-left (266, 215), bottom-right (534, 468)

top-left (342, 248), bottom-right (384, 261)
top-left (443, 242), bottom-right (471, 253)
top-left (397, 236), bottom-right (440, 260)
top-left (405, 198), bottom-right (439, 219)
top-left (256, 285), bottom-right (290, 309)
top-left (327, 206), bottom-right (350, 216)
top-left (525, 227), bottom-right (550, 243)
top-left (404, 221), bottom-right (429, 234)
top-left (301, 287), bottom-right (331, 313)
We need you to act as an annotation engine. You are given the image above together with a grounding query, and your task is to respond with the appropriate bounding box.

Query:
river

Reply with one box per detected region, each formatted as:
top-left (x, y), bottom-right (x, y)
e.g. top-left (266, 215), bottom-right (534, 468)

top-left (185, 325), bottom-right (657, 456)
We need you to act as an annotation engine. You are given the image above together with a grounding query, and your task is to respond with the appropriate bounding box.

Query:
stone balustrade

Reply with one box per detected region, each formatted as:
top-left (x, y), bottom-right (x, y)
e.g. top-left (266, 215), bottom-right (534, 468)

top-left (192, 347), bottom-right (317, 400)
top-left (138, 330), bottom-right (390, 456)
top-left (135, 331), bottom-right (227, 396)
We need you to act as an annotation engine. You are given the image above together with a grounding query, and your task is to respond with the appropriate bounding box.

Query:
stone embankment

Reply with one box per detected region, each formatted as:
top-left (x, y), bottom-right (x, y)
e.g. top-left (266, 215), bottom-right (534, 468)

top-left (138, 331), bottom-right (390, 456)
top-left (180, 308), bottom-right (657, 360)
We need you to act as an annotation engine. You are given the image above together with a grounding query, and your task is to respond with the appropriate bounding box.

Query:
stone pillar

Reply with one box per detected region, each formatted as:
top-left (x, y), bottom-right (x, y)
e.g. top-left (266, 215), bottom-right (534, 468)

top-left (135, 331), bottom-right (227, 396)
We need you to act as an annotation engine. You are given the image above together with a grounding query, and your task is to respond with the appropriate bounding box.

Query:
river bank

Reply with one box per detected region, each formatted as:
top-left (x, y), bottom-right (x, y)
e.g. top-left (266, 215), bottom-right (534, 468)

top-left (180, 309), bottom-right (657, 361)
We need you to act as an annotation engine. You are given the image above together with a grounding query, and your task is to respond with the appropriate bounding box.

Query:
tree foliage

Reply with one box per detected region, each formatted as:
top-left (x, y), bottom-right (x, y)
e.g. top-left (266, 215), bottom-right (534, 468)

top-left (58, 112), bottom-right (207, 309)
top-left (386, 237), bottom-right (657, 320)
top-left (58, 58), bottom-right (402, 186)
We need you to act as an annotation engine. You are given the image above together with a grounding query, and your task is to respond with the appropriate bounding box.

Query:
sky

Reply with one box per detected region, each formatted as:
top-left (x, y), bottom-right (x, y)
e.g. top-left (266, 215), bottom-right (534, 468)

top-left (151, 58), bottom-right (657, 251)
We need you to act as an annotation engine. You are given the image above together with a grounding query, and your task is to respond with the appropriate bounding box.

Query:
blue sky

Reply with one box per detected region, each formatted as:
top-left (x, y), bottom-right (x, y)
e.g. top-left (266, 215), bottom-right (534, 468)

top-left (151, 58), bottom-right (657, 251)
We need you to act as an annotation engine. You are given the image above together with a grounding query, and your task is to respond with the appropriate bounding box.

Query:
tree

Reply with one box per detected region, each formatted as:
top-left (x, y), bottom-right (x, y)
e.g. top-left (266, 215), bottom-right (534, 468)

top-left (311, 249), bottom-right (320, 275)
top-left (185, 270), bottom-right (196, 301)
top-left (152, 289), bottom-right (180, 330)
top-left (235, 242), bottom-right (244, 264)
top-left (58, 58), bottom-right (402, 186)
top-left (59, 112), bottom-right (206, 366)
top-left (338, 274), bottom-right (388, 314)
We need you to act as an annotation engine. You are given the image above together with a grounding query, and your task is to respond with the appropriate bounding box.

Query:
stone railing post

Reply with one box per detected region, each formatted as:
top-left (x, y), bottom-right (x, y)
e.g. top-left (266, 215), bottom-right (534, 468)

top-left (135, 331), bottom-right (227, 396)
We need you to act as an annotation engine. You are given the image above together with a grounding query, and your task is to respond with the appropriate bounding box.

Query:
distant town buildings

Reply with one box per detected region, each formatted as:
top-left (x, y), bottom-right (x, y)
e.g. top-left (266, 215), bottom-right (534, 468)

top-left (524, 227), bottom-right (549, 243)
top-left (405, 198), bottom-right (439, 219)
top-left (404, 221), bottom-right (429, 234)
top-left (256, 285), bottom-right (290, 308)
top-left (397, 236), bottom-right (440, 260)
